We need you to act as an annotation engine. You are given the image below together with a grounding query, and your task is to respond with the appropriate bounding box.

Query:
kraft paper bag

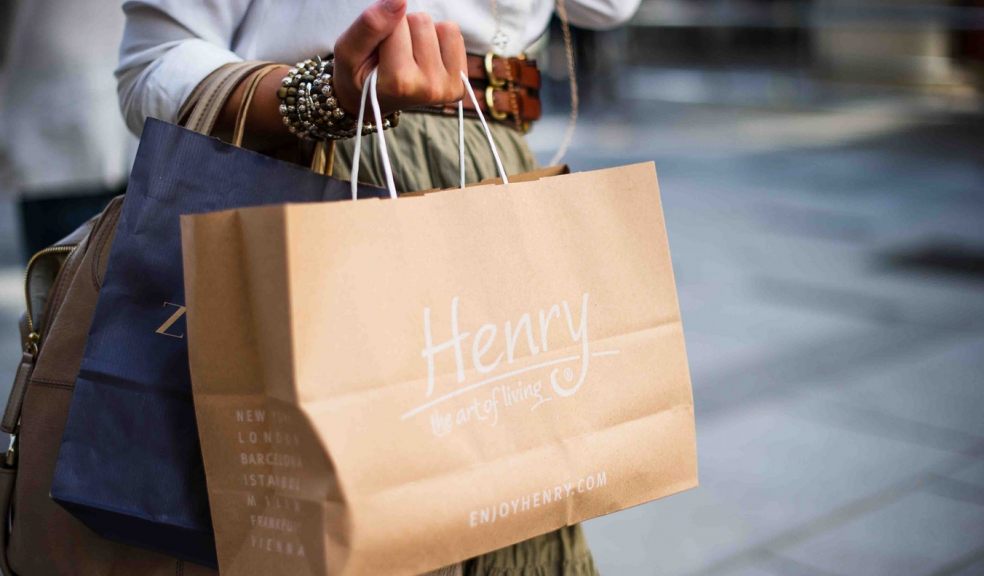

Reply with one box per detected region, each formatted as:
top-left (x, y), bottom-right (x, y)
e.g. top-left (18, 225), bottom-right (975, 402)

top-left (181, 161), bottom-right (698, 576)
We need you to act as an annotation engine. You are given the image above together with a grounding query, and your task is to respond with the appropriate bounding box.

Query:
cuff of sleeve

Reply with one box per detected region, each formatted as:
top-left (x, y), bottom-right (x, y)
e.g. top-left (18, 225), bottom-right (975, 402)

top-left (120, 39), bottom-right (243, 135)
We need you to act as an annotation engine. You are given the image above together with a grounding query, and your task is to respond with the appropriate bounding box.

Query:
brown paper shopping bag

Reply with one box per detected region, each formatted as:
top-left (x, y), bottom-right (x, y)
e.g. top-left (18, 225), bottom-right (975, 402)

top-left (181, 161), bottom-right (696, 575)
top-left (180, 70), bottom-right (697, 576)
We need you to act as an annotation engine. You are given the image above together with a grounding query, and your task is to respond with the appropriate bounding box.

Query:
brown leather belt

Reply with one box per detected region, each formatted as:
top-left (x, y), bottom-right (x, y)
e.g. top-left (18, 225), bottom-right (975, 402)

top-left (415, 53), bottom-right (542, 132)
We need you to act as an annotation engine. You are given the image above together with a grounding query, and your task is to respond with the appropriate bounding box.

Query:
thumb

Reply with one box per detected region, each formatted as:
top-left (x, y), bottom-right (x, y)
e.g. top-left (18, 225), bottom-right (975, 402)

top-left (337, 0), bottom-right (407, 67)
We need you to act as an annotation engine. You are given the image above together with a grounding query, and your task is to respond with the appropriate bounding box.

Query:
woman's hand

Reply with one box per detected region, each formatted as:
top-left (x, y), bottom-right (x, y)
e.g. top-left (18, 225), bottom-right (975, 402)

top-left (333, 0), bottom-right (467, 116)
top-left (217, 0), bottom-right (464, 143)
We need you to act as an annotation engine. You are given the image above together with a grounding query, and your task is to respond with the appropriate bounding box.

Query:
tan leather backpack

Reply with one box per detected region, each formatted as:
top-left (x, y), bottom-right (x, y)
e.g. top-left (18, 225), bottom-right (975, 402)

top-left (0, 62), bottom-right (269, 576)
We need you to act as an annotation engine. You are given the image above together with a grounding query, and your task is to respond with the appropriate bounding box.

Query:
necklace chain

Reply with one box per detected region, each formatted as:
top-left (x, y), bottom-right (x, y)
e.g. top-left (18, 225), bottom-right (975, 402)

top-left (483, 0), bottom-right (578, 164)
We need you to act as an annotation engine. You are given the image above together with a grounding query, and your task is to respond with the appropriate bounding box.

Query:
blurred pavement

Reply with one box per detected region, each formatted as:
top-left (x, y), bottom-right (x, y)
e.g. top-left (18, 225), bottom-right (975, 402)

top-left (526, 70), bottom-right (984, 575)
top-left (0, 66), bottom-right (983, 575)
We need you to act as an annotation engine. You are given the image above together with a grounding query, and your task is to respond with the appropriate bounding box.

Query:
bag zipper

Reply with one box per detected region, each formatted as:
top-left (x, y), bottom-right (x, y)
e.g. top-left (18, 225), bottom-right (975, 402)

top-left (5, 244), bottom-right (77, 466)
top-left (22, 245), bottom-right (76, 351)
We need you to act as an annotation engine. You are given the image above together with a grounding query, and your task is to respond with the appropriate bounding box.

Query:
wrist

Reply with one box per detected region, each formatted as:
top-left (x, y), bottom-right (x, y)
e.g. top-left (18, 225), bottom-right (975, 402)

top-left (330, 64), bottom-right (363, 118)
top-left (276, 55), bottom-right (398, 141)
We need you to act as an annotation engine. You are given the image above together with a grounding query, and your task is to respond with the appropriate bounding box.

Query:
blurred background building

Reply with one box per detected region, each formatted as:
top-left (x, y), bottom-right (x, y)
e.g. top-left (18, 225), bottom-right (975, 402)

top-left (542, 0), bottom-right (984, 109)
top-left (2, 1), bottom-right (983, 574)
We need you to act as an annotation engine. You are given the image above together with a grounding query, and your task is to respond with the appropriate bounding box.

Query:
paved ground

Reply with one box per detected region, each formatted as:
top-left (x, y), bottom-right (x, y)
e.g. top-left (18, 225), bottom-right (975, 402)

top-left (525, 78), bottom-right (984, 575)
top-left (0, 70), bottom-right (982, 575)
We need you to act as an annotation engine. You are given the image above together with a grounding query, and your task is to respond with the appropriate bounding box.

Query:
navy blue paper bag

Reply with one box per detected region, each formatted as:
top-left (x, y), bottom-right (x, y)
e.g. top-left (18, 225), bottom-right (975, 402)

top-left (51, 118), bottom-right (385, 566)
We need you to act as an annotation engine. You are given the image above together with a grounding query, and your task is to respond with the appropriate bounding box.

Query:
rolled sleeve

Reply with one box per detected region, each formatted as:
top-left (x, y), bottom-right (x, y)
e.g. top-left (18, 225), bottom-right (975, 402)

top-left (564, 0), bottom-right (642, 30)
top-left (116, 0), bottom-right (248, 135)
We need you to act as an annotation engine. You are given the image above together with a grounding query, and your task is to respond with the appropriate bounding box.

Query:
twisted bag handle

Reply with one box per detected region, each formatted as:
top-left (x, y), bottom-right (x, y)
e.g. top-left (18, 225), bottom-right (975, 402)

top-left (350, 69), bottom-right (510, 199)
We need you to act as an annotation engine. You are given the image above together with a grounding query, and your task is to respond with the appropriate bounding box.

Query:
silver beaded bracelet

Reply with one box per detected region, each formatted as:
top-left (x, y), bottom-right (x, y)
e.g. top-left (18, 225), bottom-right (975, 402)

top-left (277, 55), bottom-right (399, 141)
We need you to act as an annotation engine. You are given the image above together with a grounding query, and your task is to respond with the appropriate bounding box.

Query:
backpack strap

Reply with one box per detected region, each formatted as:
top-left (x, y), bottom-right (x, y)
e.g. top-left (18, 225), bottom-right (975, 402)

top-left (0, 316), bottom-right (27, 575)
top-left (180, 61), bottom-right (334, 176)
top-left (179, 61), bottom-right (273, 136)
top-left (0, 459), bottom-right (13, 575)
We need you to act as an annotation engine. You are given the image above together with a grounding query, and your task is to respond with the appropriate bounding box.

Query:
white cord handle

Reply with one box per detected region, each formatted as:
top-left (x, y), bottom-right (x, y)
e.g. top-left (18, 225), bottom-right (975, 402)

top-left (351, 69), bottom-right (509, 200)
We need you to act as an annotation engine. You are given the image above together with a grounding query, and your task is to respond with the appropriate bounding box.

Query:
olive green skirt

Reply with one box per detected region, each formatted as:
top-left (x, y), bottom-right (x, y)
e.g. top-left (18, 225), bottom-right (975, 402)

top-left (331, 111), bottom-right (535, 193)
top-left (331, 112), bottom-right (598, 576)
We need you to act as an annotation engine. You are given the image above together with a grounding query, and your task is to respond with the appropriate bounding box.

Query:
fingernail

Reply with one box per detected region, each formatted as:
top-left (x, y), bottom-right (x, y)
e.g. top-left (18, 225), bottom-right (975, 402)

top-left (381, 0), bottom-right (404, 12)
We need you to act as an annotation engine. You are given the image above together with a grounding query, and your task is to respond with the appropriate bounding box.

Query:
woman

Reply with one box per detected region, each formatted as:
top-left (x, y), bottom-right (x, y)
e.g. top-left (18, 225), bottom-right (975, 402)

top-left (117, 1), bottom-right (640, 574)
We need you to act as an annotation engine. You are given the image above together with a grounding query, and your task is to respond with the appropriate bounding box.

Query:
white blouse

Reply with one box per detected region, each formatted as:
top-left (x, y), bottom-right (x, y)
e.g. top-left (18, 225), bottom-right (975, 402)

top-left (116, 0), bottom-right (641, 135)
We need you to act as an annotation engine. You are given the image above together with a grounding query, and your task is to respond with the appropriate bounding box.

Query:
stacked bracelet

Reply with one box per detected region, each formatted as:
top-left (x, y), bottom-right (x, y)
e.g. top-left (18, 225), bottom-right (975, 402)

top-left (277, 55), bottom-right (399, 141)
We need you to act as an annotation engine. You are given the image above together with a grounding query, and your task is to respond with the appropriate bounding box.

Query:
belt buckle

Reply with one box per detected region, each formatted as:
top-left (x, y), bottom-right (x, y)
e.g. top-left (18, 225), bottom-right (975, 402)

top-left (484, 86), bottom-right (509, 121)
top-left (484, 52), bottom-right (506, 88)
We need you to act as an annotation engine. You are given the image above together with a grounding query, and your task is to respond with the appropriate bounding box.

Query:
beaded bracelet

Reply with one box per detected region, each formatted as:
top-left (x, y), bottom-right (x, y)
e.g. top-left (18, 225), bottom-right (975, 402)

top-left (277, 55), bottom-right (399, 141)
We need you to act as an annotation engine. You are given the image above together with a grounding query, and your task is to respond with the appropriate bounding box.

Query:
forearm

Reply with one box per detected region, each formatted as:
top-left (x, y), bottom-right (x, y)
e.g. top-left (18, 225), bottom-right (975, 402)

top-left (117, 1), bottom-right (251, 135)
top-left (214, 65), bottom-right (295, 146)
top-left (119, 0), bottom-right (465, 144)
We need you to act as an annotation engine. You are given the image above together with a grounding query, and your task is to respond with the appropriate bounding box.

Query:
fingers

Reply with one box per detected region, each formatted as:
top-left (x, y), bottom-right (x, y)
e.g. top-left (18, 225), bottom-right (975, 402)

top-left (436, 21), bottom-right (466, 100)
top-left (334, 0), bottom-right (409, 114)
top-left (408, 13), bottom-right (442, 74)
top-left (407, 13), bottom-right (461, 102)
top-left (377, 12), bottom-right (415, 79)
top-left (341, 7), bottom-right (469, 112)
top-left (336, 0), bottom-right (407, 72)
